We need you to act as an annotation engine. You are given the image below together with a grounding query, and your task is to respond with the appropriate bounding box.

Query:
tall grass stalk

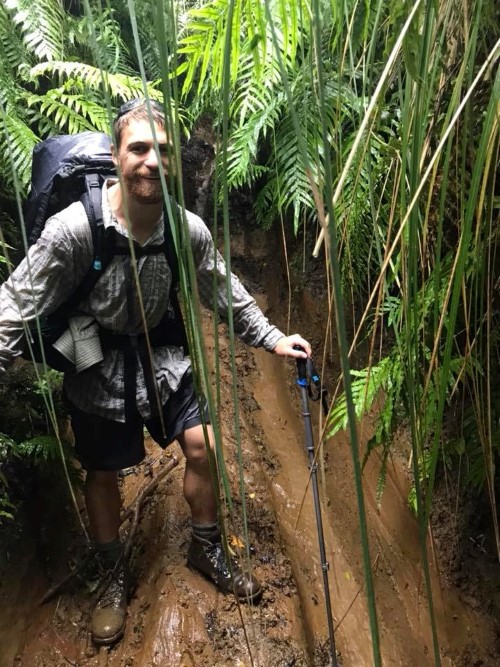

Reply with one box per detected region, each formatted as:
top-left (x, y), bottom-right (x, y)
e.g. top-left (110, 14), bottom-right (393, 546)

top-left (310, 0), bottom-right (384, 663)
top-left (312, 0), bottom-right (424, 258)
top-left (317, 2), bottom-right (498, 662)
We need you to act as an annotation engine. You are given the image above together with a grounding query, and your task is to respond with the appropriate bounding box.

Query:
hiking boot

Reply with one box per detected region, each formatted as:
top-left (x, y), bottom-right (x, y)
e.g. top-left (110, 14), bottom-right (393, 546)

top-left (91, 560), bottom-right (129, 645)
top-left (187, 534), bottom-right (262, 602)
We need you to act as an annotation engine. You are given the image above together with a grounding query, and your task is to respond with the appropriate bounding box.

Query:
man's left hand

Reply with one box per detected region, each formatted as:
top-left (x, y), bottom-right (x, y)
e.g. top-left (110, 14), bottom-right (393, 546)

top-left (273, 334), bottom-right (312, 358)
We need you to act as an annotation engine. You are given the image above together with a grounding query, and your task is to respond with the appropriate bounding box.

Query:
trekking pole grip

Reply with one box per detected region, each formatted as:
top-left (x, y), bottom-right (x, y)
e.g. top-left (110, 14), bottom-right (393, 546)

top-left (293, 345), bottom-right (307, 385)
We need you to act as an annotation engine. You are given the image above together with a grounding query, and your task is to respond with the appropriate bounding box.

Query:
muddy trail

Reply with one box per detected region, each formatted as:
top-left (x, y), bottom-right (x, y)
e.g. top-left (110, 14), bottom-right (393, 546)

top-left (1, 178), bottom-right (499, 663)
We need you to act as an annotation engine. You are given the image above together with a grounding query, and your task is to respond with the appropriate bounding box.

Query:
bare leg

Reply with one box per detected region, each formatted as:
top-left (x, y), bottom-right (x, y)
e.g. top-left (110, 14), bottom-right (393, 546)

top-left (180, 424), bottom-right (262, 601)
top-left (177, 424), bottom-right (217, 524)
top-left (84, 470), bottom-right (122, 544)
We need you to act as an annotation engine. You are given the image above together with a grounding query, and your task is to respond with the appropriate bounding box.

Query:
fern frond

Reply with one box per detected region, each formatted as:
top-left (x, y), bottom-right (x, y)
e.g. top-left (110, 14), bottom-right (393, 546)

top-left (177, 0), bottom-right (310, 100)
top-left (27, 90), bottom-right (110, 134)
top-left (30, 61), bottom-right (157, 101)
top-left (27, 61), bottom-right (192, 130)
top-left (257, 112), bottom-right (318, 231)
top-left (225, 92), bottom-right (284, 189)
top-left (71, 6), bottom-right (134, 76)
top-left (16, 434), bottom-right (60, 462)
top-left (0, 113), bottom-right (39, 191)
top-left (0, 1), bottom-right (31, 70)
top-left (177, 0), bottom-right (228, 97)
top-left (5, 0), bottom-right (66, 61)
top-left (253, 182), bottom-right (279, 229)
top-left (328, 359), bottom-right (397, 439)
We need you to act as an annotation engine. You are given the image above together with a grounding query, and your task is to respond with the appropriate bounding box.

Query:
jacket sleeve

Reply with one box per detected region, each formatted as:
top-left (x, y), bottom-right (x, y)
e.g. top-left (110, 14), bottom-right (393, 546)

top-left (0, 206), bottom-right (92, 374)
top-left (186, 210), bottom-right (285, 352)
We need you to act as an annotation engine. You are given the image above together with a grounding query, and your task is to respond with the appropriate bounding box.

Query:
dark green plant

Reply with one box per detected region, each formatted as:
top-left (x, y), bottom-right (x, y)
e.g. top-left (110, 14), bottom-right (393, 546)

top-left (0, 436), bottom-right (17, 521)
top-left (0, 365), bottom-right (81, 525)
top-left (0, 429), bottom-right (81, 524)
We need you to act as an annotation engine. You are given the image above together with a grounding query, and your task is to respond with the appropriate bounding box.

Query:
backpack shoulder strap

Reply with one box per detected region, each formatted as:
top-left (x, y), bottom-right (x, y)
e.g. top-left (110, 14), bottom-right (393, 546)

top-left (85, 172), bottom-right (104, 256)
top-left (52, 176), bottom-right (114, 318)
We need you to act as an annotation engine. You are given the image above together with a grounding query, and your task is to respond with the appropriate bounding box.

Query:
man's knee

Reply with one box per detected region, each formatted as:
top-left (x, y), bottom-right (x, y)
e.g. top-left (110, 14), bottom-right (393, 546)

top-left (179, 424), bottom-right (214, 468)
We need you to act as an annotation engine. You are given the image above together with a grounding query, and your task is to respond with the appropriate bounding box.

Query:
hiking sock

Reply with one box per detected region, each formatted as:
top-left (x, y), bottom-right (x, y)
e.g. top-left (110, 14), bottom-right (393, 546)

top-left (192, 521), bottom-right (220, 544)
top-left (95, 538), bottom-right (124, 570)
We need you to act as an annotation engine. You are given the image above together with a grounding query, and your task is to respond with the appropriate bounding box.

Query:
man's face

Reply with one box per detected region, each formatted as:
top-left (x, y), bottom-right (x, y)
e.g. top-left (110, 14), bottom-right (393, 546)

top-left (112, 119), bottom-right (174, 205)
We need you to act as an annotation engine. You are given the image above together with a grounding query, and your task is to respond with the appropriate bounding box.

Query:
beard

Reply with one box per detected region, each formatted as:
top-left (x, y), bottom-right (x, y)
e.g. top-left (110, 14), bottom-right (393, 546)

top-left (124, 172), bottom-right (164, 204)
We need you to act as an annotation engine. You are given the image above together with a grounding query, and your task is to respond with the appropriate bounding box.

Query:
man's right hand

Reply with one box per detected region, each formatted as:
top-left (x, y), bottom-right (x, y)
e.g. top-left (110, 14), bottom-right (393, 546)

top-left (272, 334), bottom-right (311, 359)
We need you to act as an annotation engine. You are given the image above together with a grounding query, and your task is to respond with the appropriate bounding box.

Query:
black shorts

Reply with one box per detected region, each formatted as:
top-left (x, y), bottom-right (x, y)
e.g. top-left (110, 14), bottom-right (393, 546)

top-left (68, 371), bottom-right (209, 471)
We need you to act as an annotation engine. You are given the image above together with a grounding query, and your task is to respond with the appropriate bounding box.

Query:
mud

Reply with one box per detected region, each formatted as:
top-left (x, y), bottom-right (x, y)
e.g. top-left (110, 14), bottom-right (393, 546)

top-left (1, 157), bottom-right (499, 665)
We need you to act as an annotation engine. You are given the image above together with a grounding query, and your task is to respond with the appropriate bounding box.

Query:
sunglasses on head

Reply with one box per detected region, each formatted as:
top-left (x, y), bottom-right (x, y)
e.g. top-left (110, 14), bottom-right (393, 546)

top-left (115, 98), bottom-right (164, 121)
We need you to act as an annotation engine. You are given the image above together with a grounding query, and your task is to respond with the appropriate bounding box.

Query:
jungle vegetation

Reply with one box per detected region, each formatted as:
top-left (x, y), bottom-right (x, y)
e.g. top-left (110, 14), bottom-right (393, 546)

top-left (0, 1), bottom-right (498, 665)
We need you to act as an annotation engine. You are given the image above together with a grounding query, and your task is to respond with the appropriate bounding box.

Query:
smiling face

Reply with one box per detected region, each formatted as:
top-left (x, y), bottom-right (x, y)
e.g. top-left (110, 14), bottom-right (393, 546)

top-left (111, 119), bottom-right (174, 205)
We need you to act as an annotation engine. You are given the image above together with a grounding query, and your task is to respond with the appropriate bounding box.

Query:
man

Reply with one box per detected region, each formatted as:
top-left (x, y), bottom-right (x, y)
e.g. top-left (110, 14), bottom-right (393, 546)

top-left (0, 99), bottom-right (311, 645)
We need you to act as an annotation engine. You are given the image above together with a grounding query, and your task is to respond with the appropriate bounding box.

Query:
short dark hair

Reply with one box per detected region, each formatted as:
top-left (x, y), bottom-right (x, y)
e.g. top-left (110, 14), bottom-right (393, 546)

top-left (113, 98), bottom-right (165, 147)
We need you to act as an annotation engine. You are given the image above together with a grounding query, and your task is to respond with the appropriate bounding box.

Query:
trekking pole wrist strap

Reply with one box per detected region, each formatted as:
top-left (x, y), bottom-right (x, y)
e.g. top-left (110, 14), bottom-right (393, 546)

top-left (293, 345), bottom-right (329, 416)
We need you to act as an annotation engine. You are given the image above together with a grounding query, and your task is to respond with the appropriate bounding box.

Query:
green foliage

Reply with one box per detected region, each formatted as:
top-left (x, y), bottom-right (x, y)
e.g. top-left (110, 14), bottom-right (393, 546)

top-left (73, 5), bottom-right (134, 75)
top-left (32, 367), bottom-right (64, 401)
top-left (0, 429), bottom-right (80, 523)
top-left (326, 346), bottom-right (480, 510)
top-left (5, 0), bottom-right (66, 61)
top-left (0, 1), bottom-right (169, 196)
top-left (327, 354), bottom-right (404, 445)
top-left (8, 433), bottom-right (61, 462)
top-left (407, 448), bottom-right (433, 516)
top-left (29, 61), bottom-right (152, 99)
top-left (176, 0), bottom-right (404, 282)
top-left (0, 365), bottom-right (79, 524)
top-left (0, 113), bottom-right (40, 192)
top-left (27, 90), bottom-right (110, 135)
top-left (0, 214), bottom-right (16, 284)
top-left (177, 0), bottom-right (304, 97)
top-left (177, 0), bottom-right (313, 226)
top-left (447, 390), bottom-right (500, 493)
top-left (0, 434), bottom-right (17, 520)
top-left (109, 0), bottom-right (170, 79)
top-left (0, 2), bottom-right (30, 71)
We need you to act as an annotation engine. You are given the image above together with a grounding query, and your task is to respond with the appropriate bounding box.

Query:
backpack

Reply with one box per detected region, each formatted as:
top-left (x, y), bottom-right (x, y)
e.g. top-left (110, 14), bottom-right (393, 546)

top-left (21, 131), bottom-right (187, 372)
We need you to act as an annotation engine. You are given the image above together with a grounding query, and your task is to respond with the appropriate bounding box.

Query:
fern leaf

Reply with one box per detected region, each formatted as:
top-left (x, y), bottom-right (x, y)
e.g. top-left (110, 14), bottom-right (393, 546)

top-left (27, 90), bottom-right (110, 134)
top-left (0, 113), bottom-right (39, 191)
top-left (327, 357), bottom-right (397, 439)
top-left (5, 0), bottom-right (65, 61)
top-left (17, 434), bottom-right (60, 461)
top-left (225, 92), bottom-right (283, 189)
top-left (30, 61), bottom-right (156, 101)
top-left (0, 1), bottom-right (30, 70)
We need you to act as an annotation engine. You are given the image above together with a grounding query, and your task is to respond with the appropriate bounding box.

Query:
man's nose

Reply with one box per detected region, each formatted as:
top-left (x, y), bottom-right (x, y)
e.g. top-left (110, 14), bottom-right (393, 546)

top-left (144, 148), bottom-right (160, 169)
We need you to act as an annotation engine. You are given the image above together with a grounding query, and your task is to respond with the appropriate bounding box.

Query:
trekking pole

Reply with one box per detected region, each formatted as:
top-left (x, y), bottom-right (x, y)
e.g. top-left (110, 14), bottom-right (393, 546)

top-left (293, 345), bottom-right (337, 667)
